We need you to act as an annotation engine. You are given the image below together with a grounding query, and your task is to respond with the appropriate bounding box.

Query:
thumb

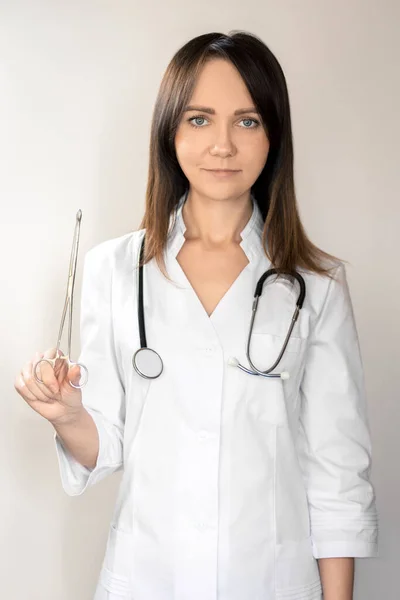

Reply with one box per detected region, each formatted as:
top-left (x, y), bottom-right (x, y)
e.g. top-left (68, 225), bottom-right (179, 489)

top-left (68, 364), bottom-right (82, 387)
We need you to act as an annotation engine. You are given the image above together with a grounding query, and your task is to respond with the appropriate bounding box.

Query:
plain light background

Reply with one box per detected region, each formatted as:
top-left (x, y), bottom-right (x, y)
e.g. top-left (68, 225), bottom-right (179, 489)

top-left (1, 1), bottom-right (398, 598)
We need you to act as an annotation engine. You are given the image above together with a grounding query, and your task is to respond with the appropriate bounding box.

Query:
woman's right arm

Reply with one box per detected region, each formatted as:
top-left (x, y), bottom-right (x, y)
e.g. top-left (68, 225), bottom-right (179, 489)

top-left (15, 240), bottom-right (127, 496)
top-left (52, 242), bottom-right (127, 495)
top-left (51, 407), bottom-right (99, 470)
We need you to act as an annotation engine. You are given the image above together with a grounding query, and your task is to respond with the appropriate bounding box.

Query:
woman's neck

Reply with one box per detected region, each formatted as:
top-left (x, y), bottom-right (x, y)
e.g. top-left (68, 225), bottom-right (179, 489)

top-left (181, 190), bottom-right (253, 249)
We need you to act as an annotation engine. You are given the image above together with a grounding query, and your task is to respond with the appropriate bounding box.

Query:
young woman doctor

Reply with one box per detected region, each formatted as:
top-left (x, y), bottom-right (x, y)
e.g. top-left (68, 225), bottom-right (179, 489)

top-left (15, 32), bottom-right (378, 600)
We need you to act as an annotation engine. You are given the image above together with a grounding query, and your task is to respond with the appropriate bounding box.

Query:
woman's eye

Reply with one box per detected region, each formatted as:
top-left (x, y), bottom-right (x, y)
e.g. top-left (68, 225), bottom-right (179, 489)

top-left (240, 118), bottom-right (259, 128)
top-left (187, 116), bottom-right (260, 129)
top-left (188, 116), bottom-right (208, 128)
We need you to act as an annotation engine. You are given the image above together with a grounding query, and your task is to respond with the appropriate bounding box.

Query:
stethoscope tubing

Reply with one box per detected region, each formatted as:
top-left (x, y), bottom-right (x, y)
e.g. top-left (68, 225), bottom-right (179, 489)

top-left (137, 232), bottom-right (147, 349)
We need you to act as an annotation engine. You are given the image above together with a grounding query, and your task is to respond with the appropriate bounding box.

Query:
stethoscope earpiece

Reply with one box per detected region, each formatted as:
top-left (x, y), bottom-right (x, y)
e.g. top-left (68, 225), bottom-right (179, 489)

top-left (228, 356), bottom-right (290, 380)
top-left (227, 357), bottom-right (240, 367)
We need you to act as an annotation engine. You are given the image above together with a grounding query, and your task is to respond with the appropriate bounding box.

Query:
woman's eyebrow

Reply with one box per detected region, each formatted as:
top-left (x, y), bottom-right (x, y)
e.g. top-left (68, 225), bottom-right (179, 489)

top-left (184, 105), bottom-right (260, 116)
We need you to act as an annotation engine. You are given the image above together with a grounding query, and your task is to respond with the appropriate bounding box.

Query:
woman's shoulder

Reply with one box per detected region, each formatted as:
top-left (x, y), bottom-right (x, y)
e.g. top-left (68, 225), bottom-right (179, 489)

top-left (84, 228), bottom-right (146, 270)
top-left (296, 258), bottom-right (348, 321)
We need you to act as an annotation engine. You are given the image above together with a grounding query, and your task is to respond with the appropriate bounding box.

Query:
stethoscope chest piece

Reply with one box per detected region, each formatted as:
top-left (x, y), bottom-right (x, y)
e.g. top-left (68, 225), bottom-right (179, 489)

top-left (132, 347), bottom-right (163, 379)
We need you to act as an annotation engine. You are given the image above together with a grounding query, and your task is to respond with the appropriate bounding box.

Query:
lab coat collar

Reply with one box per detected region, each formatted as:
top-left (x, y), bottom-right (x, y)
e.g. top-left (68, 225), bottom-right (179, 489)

top-left (167, 190), bottom-right (265, 270)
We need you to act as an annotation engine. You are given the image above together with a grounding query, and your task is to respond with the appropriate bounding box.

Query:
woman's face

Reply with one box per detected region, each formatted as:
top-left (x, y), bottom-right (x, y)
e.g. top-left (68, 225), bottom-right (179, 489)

top-left (174, 58), bottom-right (270, 200)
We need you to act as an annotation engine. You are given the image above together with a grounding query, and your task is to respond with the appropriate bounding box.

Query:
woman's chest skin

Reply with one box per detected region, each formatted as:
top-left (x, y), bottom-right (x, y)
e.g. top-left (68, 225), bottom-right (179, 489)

top-left (175, 241), bottom-right (250, 317)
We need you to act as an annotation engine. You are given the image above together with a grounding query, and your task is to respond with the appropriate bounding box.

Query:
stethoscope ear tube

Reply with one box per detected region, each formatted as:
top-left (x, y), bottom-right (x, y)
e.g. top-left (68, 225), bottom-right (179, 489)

top-left (254, 269), bottom-right (306, 310)
top-left (243, 268), bottom-right (306, 378)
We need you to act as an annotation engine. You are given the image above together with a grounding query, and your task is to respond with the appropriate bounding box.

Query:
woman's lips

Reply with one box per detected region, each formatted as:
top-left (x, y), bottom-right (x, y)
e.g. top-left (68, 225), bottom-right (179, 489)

top-left (204, 169), bottom-right (240, 178)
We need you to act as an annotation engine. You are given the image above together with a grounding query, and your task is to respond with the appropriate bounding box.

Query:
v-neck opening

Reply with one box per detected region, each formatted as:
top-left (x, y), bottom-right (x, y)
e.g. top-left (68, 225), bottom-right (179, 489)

top-left (173, 250), bottom-right (251, 322)
top-left (166, 190), bottom-right (266, 325)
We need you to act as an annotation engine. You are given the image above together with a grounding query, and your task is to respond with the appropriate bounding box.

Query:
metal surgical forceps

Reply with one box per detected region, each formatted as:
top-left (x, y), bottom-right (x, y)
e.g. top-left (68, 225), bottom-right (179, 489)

top-left (33, 210), bottom-right (88, 389)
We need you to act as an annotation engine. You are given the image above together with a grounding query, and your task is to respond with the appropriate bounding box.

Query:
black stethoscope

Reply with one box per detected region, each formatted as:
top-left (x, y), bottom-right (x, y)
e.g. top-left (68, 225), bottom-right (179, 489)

top-left (132, 234), bottom-right (306, 380)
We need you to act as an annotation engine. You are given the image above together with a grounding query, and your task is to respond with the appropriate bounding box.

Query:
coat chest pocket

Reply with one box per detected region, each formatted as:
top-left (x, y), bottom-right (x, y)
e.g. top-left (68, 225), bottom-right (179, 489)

top-left (245, 332), bottom-right (307, 426)
top-left (97, 524), bottom-right (134, 598)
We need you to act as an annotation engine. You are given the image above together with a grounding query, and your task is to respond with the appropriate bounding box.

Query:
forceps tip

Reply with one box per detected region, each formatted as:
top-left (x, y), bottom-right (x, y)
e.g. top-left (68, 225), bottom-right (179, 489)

top-left (76, 209), bottom-right (82, 221)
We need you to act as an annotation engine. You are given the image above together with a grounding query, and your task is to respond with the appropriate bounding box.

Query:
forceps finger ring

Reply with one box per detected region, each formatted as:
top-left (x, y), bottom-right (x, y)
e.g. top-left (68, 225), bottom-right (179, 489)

top-left (34, 354), bottom-right (89, 389)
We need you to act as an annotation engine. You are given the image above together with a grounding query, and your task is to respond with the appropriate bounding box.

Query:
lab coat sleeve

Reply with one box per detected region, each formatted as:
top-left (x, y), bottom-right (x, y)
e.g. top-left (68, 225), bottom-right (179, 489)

top-left (297, 262), bottom-right (379, 558)
top-left (53, 242), bottom-right (125, 496)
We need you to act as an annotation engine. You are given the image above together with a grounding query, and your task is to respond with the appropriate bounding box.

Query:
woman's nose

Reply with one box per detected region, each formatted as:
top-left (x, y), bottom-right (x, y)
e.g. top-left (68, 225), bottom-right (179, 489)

top-left (209, 125), bottom-right (236, 157)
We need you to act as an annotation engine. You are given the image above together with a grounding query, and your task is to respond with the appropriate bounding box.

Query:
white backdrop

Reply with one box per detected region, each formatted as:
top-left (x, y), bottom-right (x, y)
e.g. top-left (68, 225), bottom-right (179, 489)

top-left (1, 1), bottom-right (398, 598)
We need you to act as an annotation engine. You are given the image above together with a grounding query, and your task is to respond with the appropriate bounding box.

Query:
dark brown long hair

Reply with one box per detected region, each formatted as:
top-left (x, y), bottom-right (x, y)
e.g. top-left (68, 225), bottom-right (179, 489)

top-left (138, 30), bottom-right (342, 279)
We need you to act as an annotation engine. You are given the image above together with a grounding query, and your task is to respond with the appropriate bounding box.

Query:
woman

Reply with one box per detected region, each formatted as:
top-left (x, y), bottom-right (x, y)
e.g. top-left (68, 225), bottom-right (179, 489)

top-left (15, 31), bottom-right (378, 600)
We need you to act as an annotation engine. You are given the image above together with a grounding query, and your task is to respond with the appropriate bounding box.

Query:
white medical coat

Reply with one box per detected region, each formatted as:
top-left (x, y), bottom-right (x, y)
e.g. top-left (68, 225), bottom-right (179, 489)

top-left (54, 193), bottom-right (379, 600)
